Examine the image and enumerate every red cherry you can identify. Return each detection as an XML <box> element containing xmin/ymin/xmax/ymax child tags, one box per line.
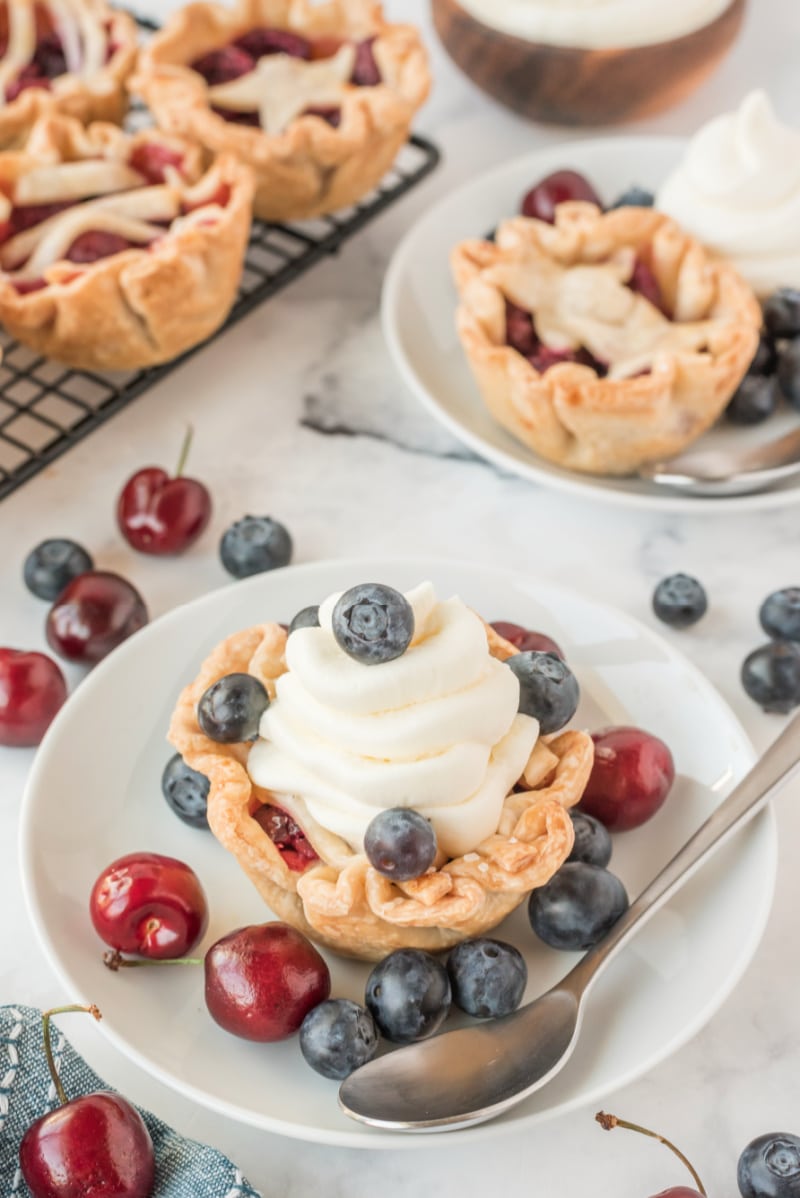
<box><xmin>19</xmin><ymin>1005</ymin><xmax>155</xmax><ymax>1198</ymax></box>
<box><xmin>0</xmin><ymin>649</ymin><xmax>67</xmax><ymax>747</ymax></box>
<box><xmin>90</xmin><ymin>852</ymin><xmax>209</xmax><ymax>959</ymax></box>
<box><xmin>630</xmin><ymin>257</ymin><xmax>667</xmax><ymax>314</ymax></box>
<box><xmin>46</xmin><ymin>571</ymin><xmax>148</xmax><ymax>665</ymax></box>
<box><xmin>20</xmin><ymin>1092</ymin><xmax>154</xmax><ymax>1198</ymax></box>
<box><xmin>521</xmin><ymin>170</ymin><xmax>602</xmax><ymax>224</ymax></box>
<box><xmin>204</xmin><ymin>923</ymin><xmax>331</xmax><ymax>1042</ymax></box>
<box><xmin>67</xmin><ymin>230</ymin><xmax>134</xmax><ymax>264</ymax></box>
<box><xmin>116</xmin><ymin>427</ymin><xmax>212</xmax><ymax>556</ymax></box>
<box><xmin>128</xmin><ymin>141</ymin><xmax>185</xmax><ymax>184</ymax></box>
<box><xmin>579</xmin><ymin>727</ymin><xmax>675</xmax><ymax>832</ymax></box>
<box><xmin>491</xmin><ymin>620</ymin><xmax>565</xmax><ymax>660</ymax></box>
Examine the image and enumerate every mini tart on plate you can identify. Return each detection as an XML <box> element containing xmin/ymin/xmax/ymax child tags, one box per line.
<box><xmin>452</xmin><ymin>203</ymin><xmax>762</xmax><ymax>476</ymax></box>
<box><xmin>131</xmin><ymin>0</ymin><xmax>430</xmax><ymax>223</ymax></box>
<box><xmin>169</xmin><ymin>618</ymin><xmax>594</xmax><ymax>962</ymax></box>
<box><xmin>0</xmin><ymin>0</ymin><xmax>138</xmax><ymax>149</ymax></box>
<box><xmin>0</xmin><ymin>114</ymin><xmax>254</xmax><ymax>370</ymax></box>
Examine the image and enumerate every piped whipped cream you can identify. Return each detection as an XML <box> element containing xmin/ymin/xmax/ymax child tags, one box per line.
<box><xmin>456</xmin><ymin>0</ymin><xmax>731</xmax><ymax>50</ymax></box>
<box><xmin>657</xmin><ymin>91</ymin><xmax>800</xmax><ymax>296</ymax></box>
<box><xmin>247</xmin><ymin>583</ymin><xmax>539</xmax><ymax>859</ymax></box>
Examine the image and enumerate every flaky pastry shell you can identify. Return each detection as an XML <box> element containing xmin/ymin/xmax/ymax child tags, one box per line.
<box><xmin>452</xmin><ymin>204</ymin><xmax>762</xmax><ymax>476</ymax></box>
<box><xmin>0</xmin><ymin>115</ymin><xmax>254</xmax><ymax>370</ymax></box>
<box><xmin>169</xmin><ymin>620</ymin><xmax>594</xmax><ymax>961</ymax></box>
<box><xmin>0</xmin><ymin>1</ymin><xmax>138</xmax><ymax>149</ymax></box>
<box><xmin>132</xmin><ymin>0</ymin><xmax>430</xmax><ymax>222</ymax></box>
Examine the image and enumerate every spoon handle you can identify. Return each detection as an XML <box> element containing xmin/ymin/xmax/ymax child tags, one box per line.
<box><xmin>566</xmin><ymin>712</ymin><xmax>800</xmax><ymax>996</ymax></box>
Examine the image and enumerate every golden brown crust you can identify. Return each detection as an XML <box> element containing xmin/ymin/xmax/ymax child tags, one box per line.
<box><xmin>0</xmin><ymin>115</ymin><xmax>255</xmax><ymax>370</ymax></box>
<box><xmin>131</xmin><ymin>0</ymin><xmax>430</xmax><ymax>222</ymax></box>
<box><xmin>0</xmin><ymin>3</ymin><xmax>138</xmax><ymax>149</ymax></box>
<box><xmin>169</xmin><ymin>619</ymin><xmax>594</xmax><ymax>961</ymax></box>
<box><xmin>452</xmin><ymin>203</ymin><xmax>762</xmax><ymax>476</ymax></box>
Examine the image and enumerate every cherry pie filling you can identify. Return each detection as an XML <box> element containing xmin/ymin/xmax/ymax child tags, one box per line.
<box><xmin>0</xmin><ymin>144</ymin><xmax>230</xmax><ymax>293</ymax></box>
<box><xmin>190</xmin><ymin>27</ymin><xmax>381</xmax><ymax>129</ymax></box>
<box><xmin>0</xmin><ymin>4</ymin><xmax>117</xmax><ymax>103</ymax></box>
<box><xmin>504</xmin><ymin>251</ymin><xmax>669</xmax><ymax>377</ymax></box>
<box><xmin>253</xmin><ymin>802</ymin><xmax>320</xmax><ymax>873</ymax></box>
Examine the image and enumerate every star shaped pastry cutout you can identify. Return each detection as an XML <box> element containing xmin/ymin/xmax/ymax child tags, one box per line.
<box><xmin>207</xmin><ymin>44</ymin><xmax>357</xmax><ymax>136</ymax></box>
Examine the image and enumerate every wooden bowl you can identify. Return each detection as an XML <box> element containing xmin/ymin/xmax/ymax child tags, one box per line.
<box><xmin>431</xmin><ymin>0</ymin><xmax>747</xmax><ymax>126</ymax></box>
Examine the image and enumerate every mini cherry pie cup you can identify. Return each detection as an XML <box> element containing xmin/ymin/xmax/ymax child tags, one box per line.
<box><xmin>131</xmin><ymin>0</ymin><xmax>430</xmax><ymax>223</ymax></box>
<box><xmin>0</xmin><ymin>114</ymin><xmax>255</xmax><ymax>370</ymax></box>
<box><xmin>0</xmin><ymin>0</ymin><xmax>138</xmax><ymax>150</ymax></box>
<box><xmin>452</xmin><ymin>203</ymin><xmax>763</xmax><ymax>477</ymax></box>
<box><xmin>168</xmin><ymin>621</ymin><xmax>594</xmax><ymax>962</ymax></box>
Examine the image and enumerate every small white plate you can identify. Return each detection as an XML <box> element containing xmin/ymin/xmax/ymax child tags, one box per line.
<box><xmin>21</xmin><ymin>559</ymin><xmax>776</xmax><ymax>1146</ymax></box>
<box><xmin>383</xmin><ymin>138</ymin><xmax>800</xmax><ymax>513</ymax></box>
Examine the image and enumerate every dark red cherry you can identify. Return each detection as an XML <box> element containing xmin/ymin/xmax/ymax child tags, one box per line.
<box><xmin>234</xmin><ymin>27</ymin><xmax>311</xmax><ymax>60</ymax></box>
<box><xmin>352</xmin><ymin>37</ymin><xmax>381</xmax><ymax>86</ymax></box>
<box><xmin>191</xmin><ymin>44</ymin><xmax>255</xmax><ymax>85</ymax></box>
<box><xmin>0</xmin><ymin>648</ymin><xmax>67</xmax><ymax>747</ymax></box>
<box><xmin>505</xmin><ymin>300</ymin><xmax>538</xmax><ymax>356</ymax></box>
<box><xmin>629</xmin><ymin>257</ymin><xmax>667</xmax><ymax>314</ymax></box>
<box><xmin>491</xmin><ymin>620</ymin><xmax>565</xmax><ymax>660</ymax></box>
<box><xmin>521</xmin><ymin>170</ymin><xmax>602</xmax><ymax>224</ymax></box>
<box><xmin>90</xmin><ymin>851</ymin><xmax>208</xmax><ymax>959</ymax></box>
<box><xmin>67</xmin><ymin>231</ymin><xmax>135</xmax><ymax>264</ymax></box>
<box><xmin>46</xmin><ymin>571</ymin><xmax>148</xmax><ymax>665</ymax></box>
<box><xmin>116</xmin><ymin>428</ymin><xmax>212</xmax><ymax>556</ymax></box>
<box><xmin>204</xmin><ymin>922</ymin><xmax>331</xmax><ymax>1042</ymax></box>
<box><xmin>19</xmin><ymin>1006</ymin><xmax>155</xmax><ymax>1198</ymax></box>
<box><xmin>579</xmin><ymin>726</ymin><xmax>675</xmax><ymax>831</ymax></box>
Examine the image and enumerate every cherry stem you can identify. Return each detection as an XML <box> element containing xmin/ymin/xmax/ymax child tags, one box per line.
<box><xmin>42</xmin><ymin>1004</ymin><xmax>102</xmax><ymax>1107</ymax></box>
<box><xmin>595</xmin><ymin>1112</ymin><xmax>707</xmax><ymax>1197</ymax></box>
<box><xmin>174</xmin><ymin>423</ymin><xmax>194</xmax><ymax>479</ymax></box>
<box><xmin>103</xmin><ymin>950</ymin><xmax>203</xmax><ymax>972</ymax></box>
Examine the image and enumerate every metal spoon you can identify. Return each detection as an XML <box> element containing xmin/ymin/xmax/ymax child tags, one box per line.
<box><xmin>339</xmin><ymin>713</ymin><xmax>800</xmax><ymax>1133</ymax></box>
<box><xmin>638</xmin><ymin>427</ymin><xmax>800</xmax><ymax>496</ymax></box>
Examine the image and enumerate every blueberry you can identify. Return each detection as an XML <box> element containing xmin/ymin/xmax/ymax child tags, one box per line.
<box><xmin>747</xmin><ymin>333</ymin><xmax>777</xmax><ymax>377</ymax></box>
<box><xmin>528</xmin><ymin>862</ymin><xmax>629</xmax><ymax>951</ymax></box>
<box><xmin>777</xmin><ymin>340</ymin><xmax>800</xmax><ymax>407</ymax></box>
<box><xmin>365</xmin><ymin>948</ymin><xmax>451</xmax><ymax>1043</ymax></box>
<box><xmin>507</xmin><ymin>651</ymin><xmax>579</xmax><ymax>734</ymax></box>
<box><xmin>288</xmin><ymin>605</ymin><xmax>320</xmax><ymax>635</ymax></box>
<box><xmin>299</xmin><ymin>999</ymin><xmax>379</xmax><ymax>1080</ymax></box>
<box><xmin>609</xmin><ymin>185</ymin><xmax>655</xmax><ymax>209</ymax></box>
<box><xmin>652</xmin><ymin>574</ymin><xmax>707</xmax><ymax>628</ymax></box>
<box><xmin>364</xmin><ymin>808</ymin><xmax>437</xmax><ymax>881</ymax></box>
<box><xmin>332</xmin><ymin>584</ymin><xmax>414</xmax><ymax>665</ymax></box>
<box><xmin>738</xmin><ymin>1133</ymin><xmax>800</xmax><ymax>1198</ymax></box>
<box><xmin>446</xmin><ymin>938</ymin><xmax>527</xmax><ymax>1019</ymax></box>
<box><xmin>741</xmin><ymin>642</ymin><xmax>800</xmax><ymax>713</ymax></box>
<box><xmin>567</xmin><ymin>810</ymin><xmax>612</xmax><ymax>868</ymax></box>
<box><xmin>763</xmin><ymin>289</ymin><xmax>800</xmax><ymax>339</ymax></box>
<box><xmin>161</xmin><ymin>753</ymin><xmax>210</xmax><ymax>829</ymax></box>
<box><xmin>726</xmin><ymin>376</ymin><xmax>780</xmax><ymax>425</ymax></box>
<box><xmin>23</xmin><ymin>538</ymin><xmax>93</xmax><ymax>601</ymax></box>
<box><xmin>219</xmin><ymin>516</ymin><xmax>292</xmax><ymax>579</ymax></box>
<box><xmin>761</xmin><ymin>589</ymin><xmax>800</xmax><ymax>641</ymax></box>
<box><xmin>197</xmin><ymin>673</ymin><xmax>269</xmax><ymax>742</ymax></box>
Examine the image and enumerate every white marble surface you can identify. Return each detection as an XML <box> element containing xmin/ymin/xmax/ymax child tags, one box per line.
<box><xmin>2</xmin><ymin>0</ymin><xmax>800</xmax><ymax>1193</ymax></box>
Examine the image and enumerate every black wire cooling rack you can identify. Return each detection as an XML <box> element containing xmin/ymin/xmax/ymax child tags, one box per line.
<box><xmin>0</xmin><ymin>16</ymin><xmax>441</xmax><ymax>501</ymax></box>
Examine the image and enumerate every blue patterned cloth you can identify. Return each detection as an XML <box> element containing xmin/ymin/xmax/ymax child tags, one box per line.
<box><xmin>0</xmin><ymin>1005</ymin><xmax>261</xmax><ymax>1197</ymax></box>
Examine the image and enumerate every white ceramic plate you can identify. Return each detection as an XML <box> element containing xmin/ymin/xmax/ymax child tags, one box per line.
<box><xmin>21</xmin><ymin>559</ymin><xmax>776</xmax><ymax>1147</ymax></box>
<box><xmin>383</xmin><ymin>138</ymin><xmax>800</xmax><ymax>513</ymax></box>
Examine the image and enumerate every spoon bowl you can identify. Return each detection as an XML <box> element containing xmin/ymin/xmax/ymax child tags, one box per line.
<box><xmin>639</xmin><ymin>427</ymin><xmax>800</xmax><ymax>496</ymax></box>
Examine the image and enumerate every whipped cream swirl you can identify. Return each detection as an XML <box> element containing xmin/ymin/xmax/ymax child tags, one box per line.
<box><xmin>657</xmin><ymin>91</ymin><xmax>800</xmax><ymax>295</ymax></box>
<box><xmin>247</xmin><ymin>583</ymin><xmax>539</xmax><ymax>859</ymax></box>
<box><xmin>456</xmin><ymin>0</ymin><xmax>731</xmax><ymax>50</ymax></box>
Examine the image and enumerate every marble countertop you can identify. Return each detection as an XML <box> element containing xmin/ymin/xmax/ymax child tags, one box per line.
<box><xmin>2</xmin><ymin>0</ymin><xmax>800</xmax><ymax>1193</ymax></box>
